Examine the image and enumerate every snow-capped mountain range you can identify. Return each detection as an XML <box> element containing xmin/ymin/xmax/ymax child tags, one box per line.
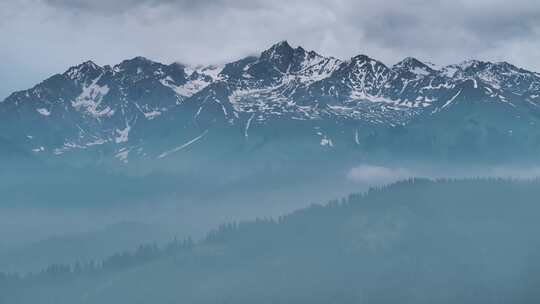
<box><xmin>2</xmin><ymin>41</ymin><xmax>540</xmax><ymax>163</ymax></box>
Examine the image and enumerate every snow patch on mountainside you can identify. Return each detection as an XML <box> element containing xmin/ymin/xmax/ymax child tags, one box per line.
<box><xmin>115</xmin><ymin>148</ymin><xmax>130</xmax><ymax>163</ymax></box>
<box><xmin>158</xmin><ymin>130</ymin><xmax>209</xmax><ymax>159</ymax></box>
<box><xmin>245</xmin><ymin>114</ymin><xmax>255</xmax><ymax>138</ymax></box>
<box><xmin>115</xmin><ymin>125</ymin><xmax>131</xmax><ymax>143</ymax></box>
<box><xmin>161</xmin><ymin>77</ymin><xmax>209</xmax><ymax>98</ymax></box>
<box><xmin>198</xmin><ymin>65</ymin><xmax>224</xmax><ymax>81</ymax></box>
<box><xmin>71</xmin><ymin>78</ymin><xmax>112</xmax><ymax>117</ymax></box>
<box><xmin>295</xmin><ymin>55</ymin><xmax>341</xmax><ymax>83</ymax></box>
<box><xmin>412</xmin><ymin>67</ymin><xmax>431</xmax><ymax>76</ymax></box>
<box><xmin>36</xmin><ymin>108</ymin><xmax>51</xmax><ymax>116</ymax></box>
<box><xmin>143</xmin><ymin>110</ymin><xmax>162</xmax><ymax>120</ymax></box>
<box><xmin>86</xmin><ymin>138</ymin><xmax>108</xmax><ymax>146</ymax></box>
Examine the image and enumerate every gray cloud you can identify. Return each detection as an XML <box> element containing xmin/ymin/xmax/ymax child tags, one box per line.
<box><xmin>42</xmin><ymin>0</ymin><xmax>266</xmax><ymax>15</ymax></box>
<box><xmin>1</xmin><ymin>0</ymin><xmax>540</xmax><ymax>99</ymax></box>
<box><xmin>347</xmin><ymin>165</ymin><xmax>416</xmax><ymax>185</ymax></box>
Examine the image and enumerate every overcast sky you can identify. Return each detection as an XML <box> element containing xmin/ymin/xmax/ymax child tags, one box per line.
<box><xmin>1</xmin><ymin>0</ymin><xmax>540</xmax><ymax>98</ymax></box>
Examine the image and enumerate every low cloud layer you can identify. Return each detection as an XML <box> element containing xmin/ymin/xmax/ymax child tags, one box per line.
<box><xmin>347</xmin><ymin>165</ymin><xmax>415</xmax><ymax>185</ymax></box>
<box><xmin>346</xmin><ymin>164</ymin><xmax>540</xmax><ymax>186</ymax></box>
<box><xmin>2</xmin><ymin>0</ymin><xmax>540</xmax><ymax>98</ymax></box>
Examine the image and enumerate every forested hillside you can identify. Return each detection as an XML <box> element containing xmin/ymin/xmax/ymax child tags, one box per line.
<box><xmin>2</xmin><ymin>178</ymin><xmax>540</xmax><ymax>303</ymax></box>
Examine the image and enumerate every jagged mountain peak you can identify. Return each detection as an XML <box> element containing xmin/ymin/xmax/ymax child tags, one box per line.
<box><xmin>437</xmin><ymin>59</ymin><xmax>540</xmax><ymax>93</ymax></box>
<box><xmin>260</xmin><ymin>41</ymin><xmax>296</xmax><ymax>60</ymax></box>
<box><xmin>441</xmin><ymin>59</ymin><xmax>502</xmax><ymax>76</ymax></box>
<box><xmin>237</xmin><ymin>41</ymin><xmax>337</xmax><ymax>84</ymax></box>
<box><xmin>350</xmin><ymin>54</ymin><xmax>384</xmax><ymax>63</ymax></box>
<box><xmin>114</xmin><ymin>56</ymin><xmax>163</xmax><ymax>73</ymax></box>
<box><xmin>488</xmin><ymin>61</ymin><xmax>533</xmax><ymax>76</ymax></box>
<box><xmin>169</xmin><ymin>61</ymin><xmax>189</xmax><ymax>70</ymax></box>
<box><xmin>350</xmin><ymin>54</ymin><xmax>371</xmax><ymax>61</ymax></box>
<box><xmin>79</xmin><ymin>60</ymin><xmax>100</xmax><ymax>69</ymax></box>
<box><xmin>339</xmin><ymin>55</ymin><xmax>390</xmax><ymax>78</ymax></box>
<box><xmin>393</xmin><ymin>57</ymin><xmax>435</xmax><ymax>76</ymax></box>
<box><xmin>264</xmin><ymin>40</ymin><xmax>294</xmax><ymax>52</ymax></box>
<box><xmin>451</xmin><ymin>59</ymin><xmax>492</xmax><ymax>73</ymax></box>
<box><xmin>445</xmin><ymin>59</ymin><xmax>539</xmax><ymax>78</ymax></box>
<box><xmin>118</xmin><ymin>56</ymin><xmax>156</xmax><ymax>65</ymax></box>
<box><xmin>64</xmin><ymin>60</ymin><xmax>103</xmax><ymax>82</ymax></box>
<box><xmin>259</xmin><ymin>41</ymin><xmax>329</xmax><ymax>64</ymax></box>
<box><xmin>347</xmin><ymin>54</ymin><xmax>389</xmax><ymax>71</ymax></box>
<box><xmin>257</xmin><ymin>40</ymin><xmax>310</xmax><ymax>73</ymax></box>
